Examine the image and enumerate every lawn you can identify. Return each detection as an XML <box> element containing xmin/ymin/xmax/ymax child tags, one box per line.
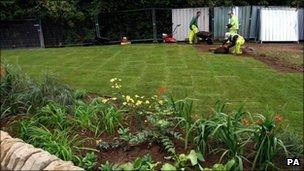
<box><xmin>1</xmin><ymin>44</ymin><xmax>303</xmax><ymax>134</ymax></box>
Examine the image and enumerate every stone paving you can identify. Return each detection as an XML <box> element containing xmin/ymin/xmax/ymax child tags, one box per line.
<box><xmin>0</xmin><ymin>130</ymin><xmax>83</xmax><ymax>170</ymax></box>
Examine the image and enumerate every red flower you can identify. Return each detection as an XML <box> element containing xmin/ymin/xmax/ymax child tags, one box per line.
<box><xmin>157</xmin><ymin>87</ymin><xmax>167</xmax><ymax>96</ymax></box>
<box><xmin>274</xmin><ymin>114</ymin><xmax>283</xmax><ymax>123</ymax></box>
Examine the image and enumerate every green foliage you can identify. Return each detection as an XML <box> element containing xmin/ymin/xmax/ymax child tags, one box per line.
<box><xmin>73</xmin><ymin>101</ymin><xmax>104</xmax><ymax>136</ymax></box>
<box><xmin>166</xmin><ymin>96</ymin><xmax>195</xmax><ymax>149</ymax></box>
<box><xmin>0</xmin><ymin>64</ymin><xmax>74</xmax><ymax>117</ymax></box>
<box><xmin>36</xmin><ymin>103</ymin><xmax>72</xmax><ymax>130</ymax></box>
<box><xmin>1</xmin><ymin>0</ymin><xmax>302</xmax><ymax>21</ymax></box>
<box><xmin>279</xmin><ymin>130</ymin><xmax>304</xmax><ymax>157</ymax></box>
<box><xmin>79</xmin><ymin>152</ymin><xmax>97</xmax><ymax>171</ymax></box>
<box><xmin>132</xmin><ymin>154</ymin><xmax>159</xmax><ymax>171</ymax></box>
<box><xmin>192</xmin><ymin>102</ymin><xmax>255</xmax><ymax>170</ymax></box>
<box><xmin>99</xmin><ymin>161</ymin><xmax>120</xmax><ymax>171</ymax></box>
<box><xmin>165</xmin><ymin>150</ymin><xmax>204</xmax><ymax>170</ymax></box>
<box><xmin>74</xmin><ymin>89</ymin><xmax>88</xmax><ymax>99</ymax></box>
<box><xmin>202</xmin><ymin>159</ymin><xmax>236</xmax><ymax>171</ymax></box>
<box><xmin>160</xmin><ymin>136</ymin><xmax>176</xmax><ymax>155</ymax></box>
<box><xmin>252</xmin><ymin>115</ymin><xmax>288</xmax><ymax>170</ymax></box>
<box><xmin>161</xmin><ymin>163</ymin><xmax>176</xmax><ymax>171</ymax></box>
<box><xmin>28</xmin><ymin>126</ymin><xmax>81</xmax><ymax>162</ymax></box>
<box><xmin>97</xmin><ymin>104</ymin><xmax>123</xmax><ymax>134</ymax></box>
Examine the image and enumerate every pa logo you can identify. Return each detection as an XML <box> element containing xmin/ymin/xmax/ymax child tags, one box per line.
<box><xmin>286</xmin><ymin>158</ymin><xmax>301</xmax><ymax>166</ymax></box>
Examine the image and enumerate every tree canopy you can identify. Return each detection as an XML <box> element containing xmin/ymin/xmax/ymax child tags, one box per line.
<box><xmin>1</xmin><ymin>0</ymin><xmax>303</xmax><ymax>20</ymax></box>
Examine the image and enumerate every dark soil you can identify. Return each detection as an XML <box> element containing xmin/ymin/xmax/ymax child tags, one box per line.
<box><xmin>195</xmin><ymin>43</ymin><xmax>304</xmax><ymax>73</ymax></box>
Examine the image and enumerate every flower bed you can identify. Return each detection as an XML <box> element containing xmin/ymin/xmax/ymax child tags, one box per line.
<box><xmin>0</xmin><ymin>64</ymin><xmax>303</xmax><ymax>171</ymax></box>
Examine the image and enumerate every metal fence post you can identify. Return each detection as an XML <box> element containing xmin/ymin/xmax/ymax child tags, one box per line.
<box><xmin>151</xmin><ymin>8</ymin><xmax>157</xmax><ymax>42</ymax></box>
<box><xmin>37</xmin><ymin>19</ymin><xmax>45</xmax><ymax>48</ymax></box>
<box><xmin>94</xmin><ymin>15</ymin><xmax>101</xmax><ymax>38</ymax></box>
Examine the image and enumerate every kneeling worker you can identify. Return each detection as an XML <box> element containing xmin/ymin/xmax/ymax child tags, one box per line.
<box><xmin>189</xmin><ymin>11</ymin><xmax>201</xmax><ymax>44</ymax></box>
<box><xmin>222</xmin><ymin>32</ymin><xmax>245</xmax><ymax>54</ymax></box>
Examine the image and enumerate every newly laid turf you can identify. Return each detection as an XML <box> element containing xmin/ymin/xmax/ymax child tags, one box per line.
<box><xmin>2</xmin><ymin>44</ymin><xmax>303</xmax><ymax>134</ymax></box>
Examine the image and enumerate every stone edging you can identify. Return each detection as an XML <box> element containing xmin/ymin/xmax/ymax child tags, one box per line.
<box><xmin>0</xmin><ymin>130</ymin><xmax>84</xmax><ymax>170</ymax></box>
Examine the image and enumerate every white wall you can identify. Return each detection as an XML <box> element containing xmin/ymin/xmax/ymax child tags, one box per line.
<box><xmin>172</xmin><ymin>8</ymin><xmax>209</xmax><ymax>41</ymax></box>
<box><xmin>259</xmin><ymin>8</ymin><xmax>299</xmax><ymax>42</ymax></box>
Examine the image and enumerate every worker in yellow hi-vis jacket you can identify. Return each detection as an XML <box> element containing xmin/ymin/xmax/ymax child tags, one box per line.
<box><xmin>226</xmin><ymin>12</ymin><xmax>239</xmax><ymax>34</ymax></box>
<box><xmin>188</xmin><ymin>11</ymin><xmax>201</xmax><ymax>44</ymax></box>
<box><xmin>222</xmin><ymin>32</ymin><xmax>245</xmax><ymax>55</ymax></box>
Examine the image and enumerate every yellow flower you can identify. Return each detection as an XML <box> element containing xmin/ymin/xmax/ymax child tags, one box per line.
<box><xmin>102</xmin><ymin>98</ymin><xmax>108</xmax><ymax>103</ymax></box>
<box><xmin>141</xmin><ymin>96</ymin><xmax>145</xmax><ymax>99</ymax></box>
<box><xmin>136</xmin><ymin>100</ymin><xmax>143</xmax><ymax>106</ymax></box>
<box><xmin>111</xmin><ymin>97</ymin><xmax>117</xmax><ymax>100</ymax></box>
<box><xmin>130</xmin><ymin>98</ymin><xmax>135</xmax><ymax>103</ymax></box>
<box><xmin>145</xmin><ymin>100</ymin><xmax>150</xmax><ymax>104</ymax></box>
<box><xmin>123</xmin><ymin>102</ymin><xmax>127</xmax><ymax>105</ymax></box>
<box><xmin>111</xmin><ymin>86</ymin><xmax>115</xmax><ymax>88</ymax></box>
<box><xmin>126</xmin><ymin>95</ymin><xmax>131</xmax><ymax>102</ymax></box>
<box><xmin>110</xmin><ymin>78</ymin><xmax>115</xmax><ymax>82</ymax></box>
<box><xmin>135</xmin><ymin>95</ymin><xmax>139</xmax><ymax>98</ymax></box>
<box><xmin>158</xmin><ymin>100</ymin><xmax>163</xmax><ymax>105</ymax></box>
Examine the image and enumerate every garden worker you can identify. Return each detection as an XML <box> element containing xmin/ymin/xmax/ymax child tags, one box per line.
<box><xmin>188</xmin><ymin>11</ymin><xmax>201</xmax><ymax>44</ymax></box>
<box><xmin>226</xmin><ymin>11</ymin><xmax>239</xmax><ymax>34</ymax></box>
<box><xmin>222</xmin><ymin>32</ymin><xmax>245</xmax><ymax>55</ymax></box>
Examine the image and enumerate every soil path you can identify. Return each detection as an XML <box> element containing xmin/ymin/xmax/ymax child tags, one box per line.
<box><xmin>195</xmin><ymin>43</ymin><xmax>304</xmax><ymax>73</ymax></box>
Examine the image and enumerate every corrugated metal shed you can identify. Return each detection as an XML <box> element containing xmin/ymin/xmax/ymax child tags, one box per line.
<box><xmin>171</xmin><ymin>8</ymin><xmax>209</xmax><ymax>41</ymax></box>
<box><xmin>237</xmin><ymin>6</ymin><xmax>251</xmax><ymax>39</ymax></box>
<box><xmin>214</xmin><ymin>6</ymin><xmax>252</xmax><ymax>39</ymax></box>
<box><xmin>259</xmin><ymin>8</ymin><xmax>299</xmax><ymax>42</ymax></box>
<box><xmin>213</xmin><ymin>7</ymin><xmax>231</xmax><ymax>39</ymax></box>
<box><xmin>298</xmin><ymin>8</ymin><xmax>304</xmax><ymax>40</ymax></box>
<box><xmin>249</xmin><ymin>6</ymin><xmax>261</xmax><ymax>39</ymax></box>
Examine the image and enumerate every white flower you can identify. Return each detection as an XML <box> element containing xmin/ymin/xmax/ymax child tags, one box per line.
<box><xmin>110</xmin><ymin>78</ymin><xmax>115</xmax><ymax>82</ymax></box>
<box><xmin>145</xmin><ymin>100</ymin><xmax>150</xmax><ymax>104</ymax></box>
<box><xmin>123</xmin><ymin>102</ymin><xmax>127</xmax><ymax>105</ymax></box>
<box><xmin>135</xmin><ymin>95</ymin><xmax>139</xmax><ymax>98</ymax></box>
<box><xmin>111</xmin><ymin>97</ymin><xmax>117</xmax><ymax>100</ymax></box>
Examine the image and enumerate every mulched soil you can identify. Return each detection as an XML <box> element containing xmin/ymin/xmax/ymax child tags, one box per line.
<box><xmin>195</xmin><ymin>43</ymin><xmax>304</xmax><ymax>73</ymax></box>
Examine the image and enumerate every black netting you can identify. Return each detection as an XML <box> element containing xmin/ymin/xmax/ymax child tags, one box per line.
<box><xmin>155</xmin><ymin>9</ymin><xmax>172</xmax><ymax>40</ymax></box>
<box><xmin>42</xmin><ymin>17</ymin><xmax>95</xmax><ymax>47</ymax></box>
<box><xmin>0</xmin><ymin>19</ymin><xmax>40</xmax><ymax>49</ymax></box>
<box><xmin>99</xmin><ymin>9</ymin><xmax>154</xmax><ymax>41</ymax></box>
<box><xmin>1</xmin><ymin>9</ymin><xmax>173</xmax><ymax>48</ymax></box>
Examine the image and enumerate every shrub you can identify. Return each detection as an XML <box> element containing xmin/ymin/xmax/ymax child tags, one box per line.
<box><xmin>79</xmin><ymin>152</ymin><xmax>97</xmax><ymax>171</ymax></box>
<box><xmin>28</xmin><ymin>126</ymin><xmax>82</xmax><ymax>162</ymax></box>
<box><xmin>96</xmin><ymin>103</ymin><xmax>123</xmax><ymax>135</ymax></box>
<box><xmin>279</xmin><ymin>130</ymin><xmax>303</xmax><ymax>157</ymax></box>
<box><xmin>73</xmin><ymin>101</ymin><xmax>100</xmax><ymax>132</ymax></box>
<box><xmin>0</xmin><ymin>64</ymin><xmax>74</xmax><ymax>117</ymax></box>
<box><xmin>192</xmin><ymin>102</ymin><xmax>255</xmax><ymax>170</ymax></box>
<box><xmin>252</xmin><ymin>115</ymin><xmax>288</xmax><ymax>170</ymax></box>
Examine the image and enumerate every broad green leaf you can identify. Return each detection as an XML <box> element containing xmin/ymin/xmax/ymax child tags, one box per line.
<box><xmin>188</xmin><ymin>150</ymin><xmax>198</xmax><ymax>166</ymax></box>
<box><xmin>161</xmin><ymin>163</ymin><xmax>176</xmax><ymax>171</ymax></box>
<box><xmin>120</xmin><ymin>162</ymin><xmax>134</xmax><ymax>171</ymax></box>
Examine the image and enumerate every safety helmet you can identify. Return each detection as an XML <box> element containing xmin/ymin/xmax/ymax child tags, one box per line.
<box><xmin>225</xmin><ymin>32</ymin><xmax>231</xmax><ymax>39</ymax></box>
